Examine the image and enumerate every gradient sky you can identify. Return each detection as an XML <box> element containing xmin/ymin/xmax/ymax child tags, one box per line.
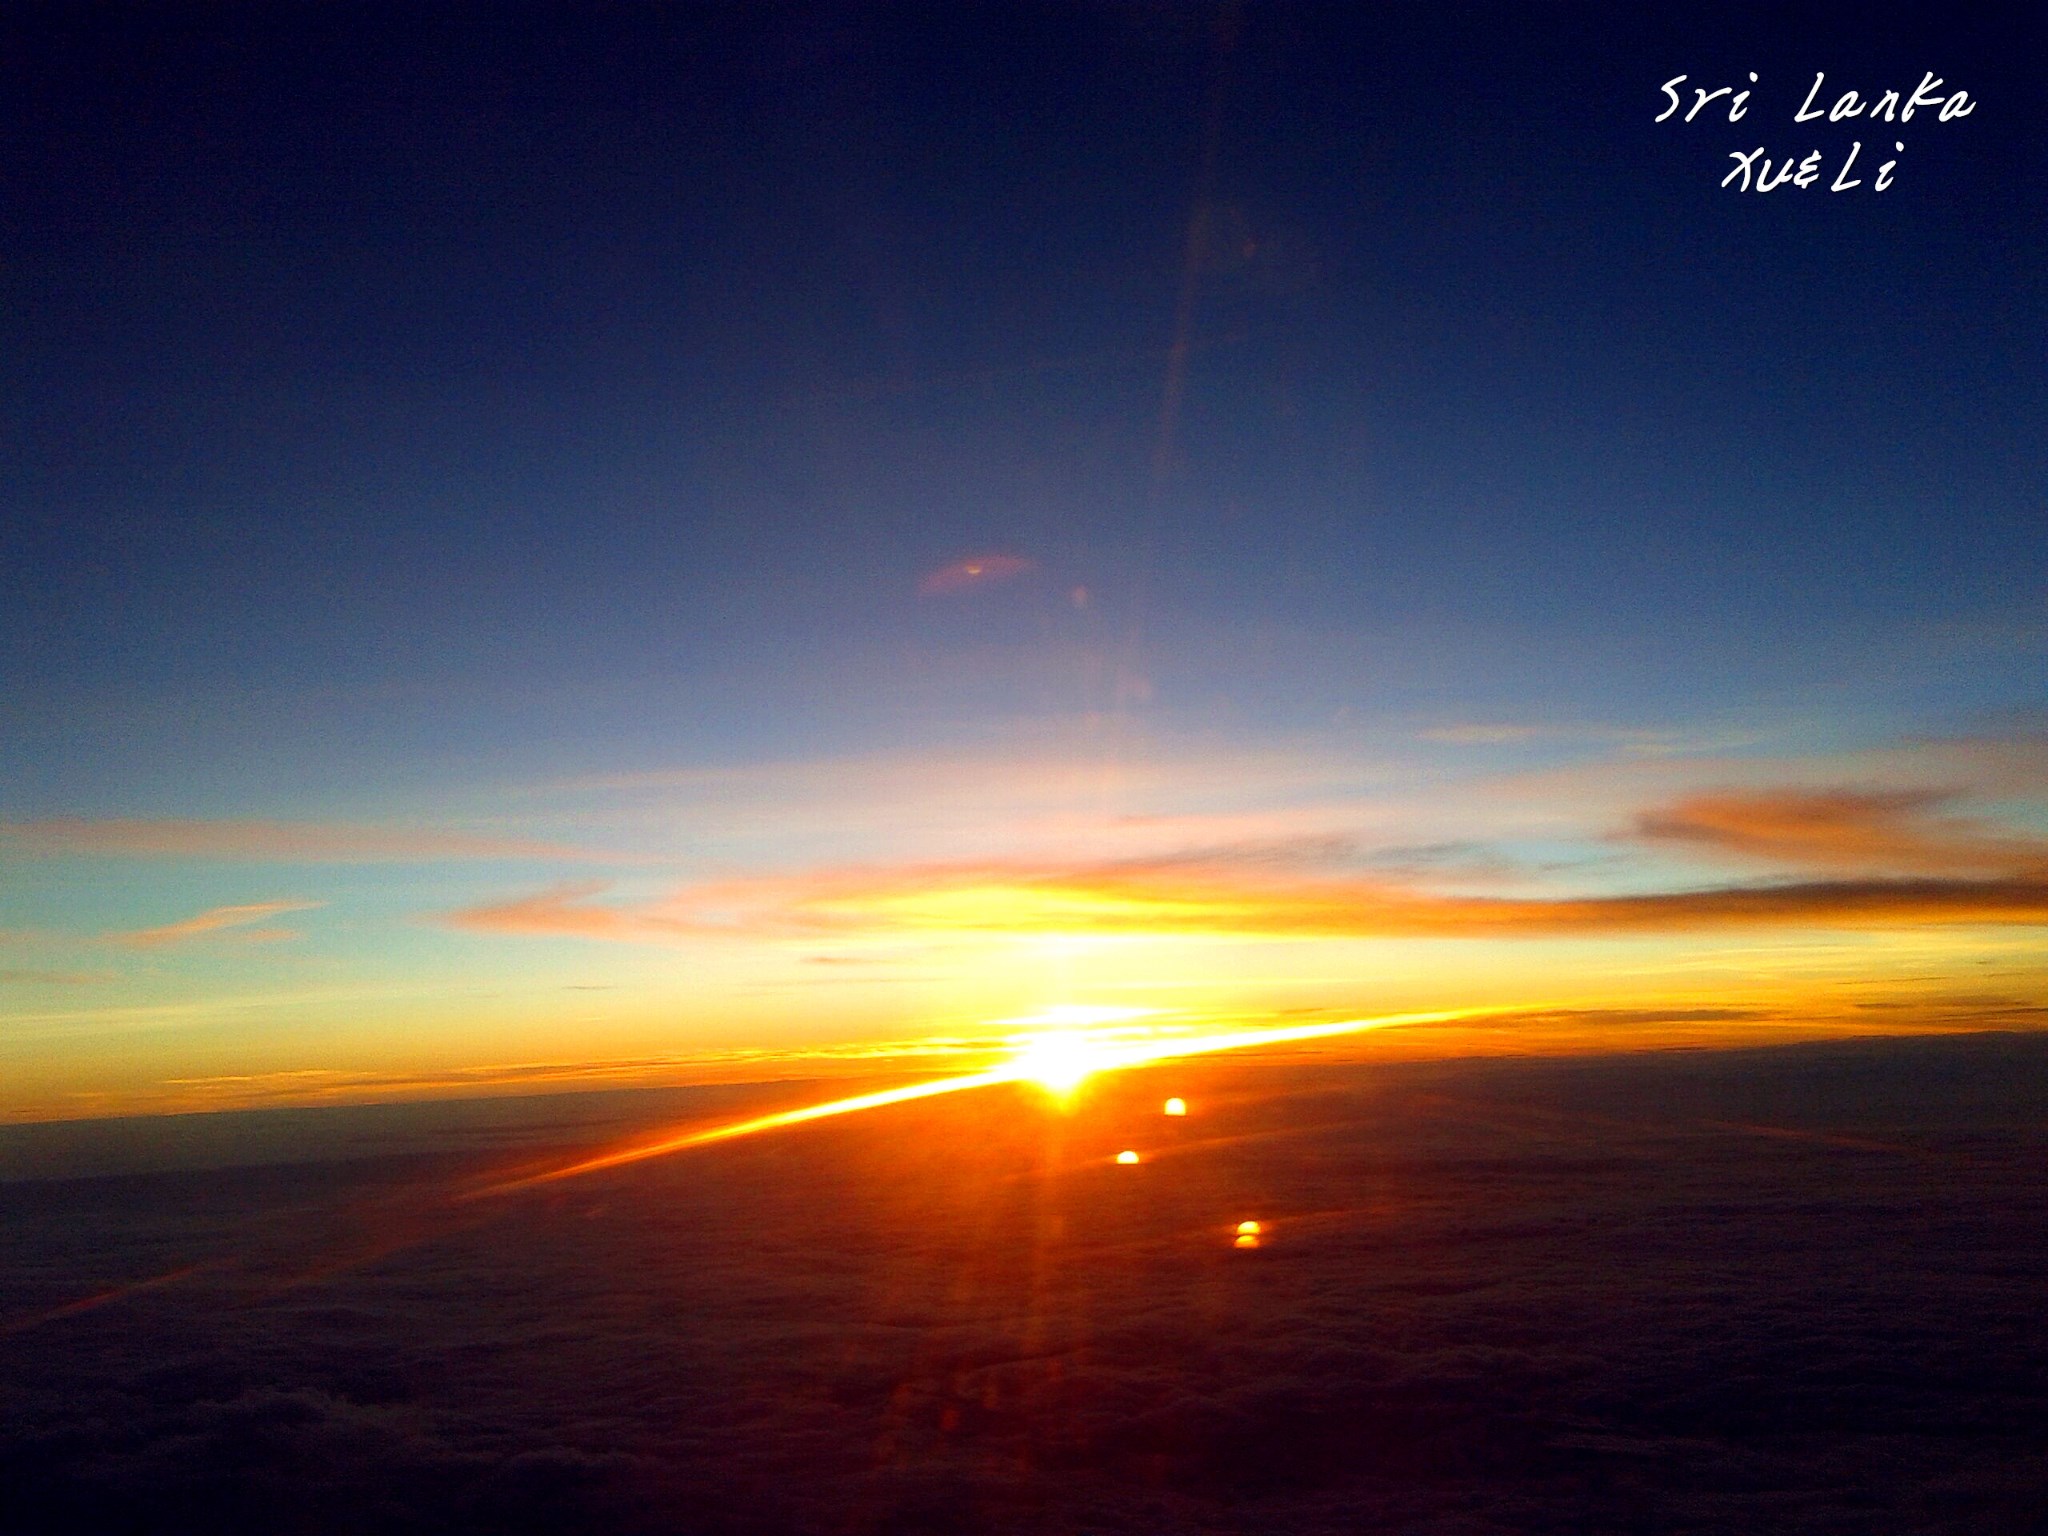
<box><xmin>3</xmin><ymin>2</ymin><xmax>2044</xmax><ymax>1119</ymax></box>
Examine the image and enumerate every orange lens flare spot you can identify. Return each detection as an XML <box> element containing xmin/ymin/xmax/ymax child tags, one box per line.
<box><xmin>1233</xmin><ymin>1234</ymin><xmax>1261</xmax><ymax>1249</ymax></box>
<box><xmin>1115</xmin><ymin>1149</ymin><xmax>1140</xmax><ymax>1165</ymax></box>
<box><xmin>1236</xmin><ymin>1220</ymin><xmax>1262</xmax><ymax>1236</ymax></box>
<box><xmin>1163</xmin><ymin>1097</ymin><xmax>1187</xmax><ymax>1116</ymax></box>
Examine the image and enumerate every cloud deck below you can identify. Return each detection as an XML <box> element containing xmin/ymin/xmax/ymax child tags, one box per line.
<box><xmin>3</xmin><ymin>1033</ymin><xmax>2046</xmax><ymax>1534</ymax></box>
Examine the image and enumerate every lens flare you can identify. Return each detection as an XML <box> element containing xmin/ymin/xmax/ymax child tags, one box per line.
<box><xmin>1163</xmin><ymin>1097</ymin><xmax>1187</xmax><ymax>1116</ymax></box>
<box><xmin>475</xmin><ymin>1005</ymin><xmax>1486</xmax><ymax>1196</ymax></box>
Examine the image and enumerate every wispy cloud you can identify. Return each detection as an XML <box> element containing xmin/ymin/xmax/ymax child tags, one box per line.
<box><xmin>520</xmin><ymin>731</ymin><xmax>2048</xmax><ymax>895</ymax></box>
<box><xmin>1490</xmin><ymin>734</ymin><xmax>2048</xmax><ymax>817</ymax></box>
<box><xmin>1417</xmin><ymin>721</ymin><xmax>1768</xmax><ymax>756</ymax></box>
<box><xmin>446</xmin><ymin>853</ymin><xmax>2048</xmax><ymax>947</ymax></box>
<box><xmin>146</xmin><ymin>1035</ymin><xmax>1015</xmax><ymax>1110</ymax></box>
<box><xmin>1418</xmin><ymin>724</ymin><xmax>1549</xmax><ymax>746</ymax></box>
<box><xmin>1634</xmin><ymin>788</ymin><xmax>2048</xmax><ymax>877</ymax></box>
<box><xmin>1</xmin><ymin>819</ymin><xmax>619</xmax><ymax>863</ymax></box>
<box><xmin>445</xmin><ymin>883</ymin><xmax>682</xmax><ymax>943</ymax></box>
<box><xmin>784</xmin><ymin>864</ymin><xmax>2048</xmax><ymax>938</ymax></box>
<box><xmin>114</xmin><ymin>901</ymin><xmax>323</xmax><ymax>948</ymax></box>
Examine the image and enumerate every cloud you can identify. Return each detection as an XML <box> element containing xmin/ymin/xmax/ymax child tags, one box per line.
<box><xmin>0</xmin><ymin>819</ymin><xmax>618</xmax><ymax>864</ymax></box>
<box><xmin>1489</xmin><ymin>734</ymin><xmax>2048</xmax><ymax>823</ymax></box>
<box><xmin>454</xmin><ymin>751</ymin><xmax>2048</xmax><ymax>947</ymax></box>
<box><xmin>515</xmin><ymin>732</ymin><xmax>2048</xmax><ymax>909</ymax></box>
<box><xmin>1634</xmin><ymin>788</ymin><xmax>2048</xmax><ymax>877</ymax></box>
<box><xmin>1416</xmin><ymin>722</ymin><xmax>1769</xmax><ymax>756</ymax></box>
<box><xmin>917</xmin><ymin>553</ymin><xmax>1036</xmax><ymax>595</ymax></box>
<box><xmin>114</xmin><ymin>901</ymin><xmax>322</xmax><ymax>948</ymax></box>
<box><xmin>1416</xmin><ymin>724</ymin><xmax>1547</xmax><ymax>746</ymax></box>
<box><xmin>142</xmin><ymin>1036</ymin><xmax>1001</xmax><ymax>1112</ymax></box>
<box><xmin>6</xmin><ymin>1035</ymin><xmax>2046</xmax><ymax>1535</ymax></box>
<box><xmin>445</xmin><ymin>882</ymin><xmax>691</xmax><ymax>943</ymax></box>
<box><xmin>446</xmin><ymin>853</ymin><xmax>2048</xmax><ymax>948</ymax></box>
<box><xmin>794</xmin><ymin>863</ymin><xmax>2048</xmax><ymax>938</ymax></box>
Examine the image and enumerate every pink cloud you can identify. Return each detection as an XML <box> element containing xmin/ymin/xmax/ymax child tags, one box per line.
<box><xmin>114</xmin><ymin>901</ymin><xmax>322</xmax><ymax>948</ymax></box>
<box><xmin>917</xmin><ymin>553</ymin><xmax>1036</xmax><ymax>595</ymax></box>
<box><xmin>445</xmin><ymin>881</ymin><xmax>707</xmax><ymax>942</ymax></box>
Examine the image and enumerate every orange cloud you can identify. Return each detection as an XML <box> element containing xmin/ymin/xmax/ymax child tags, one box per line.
<box><xmin>114</xmin><ymin>901</ymin><xmax>322</xmax><ymax>948</ymax></box>
<box><xmin>446</xmin><ymin>856</ymin><xmax>2048</xmax><ymax>947</ymax></box>
<box><xmin>1635</xmin><ymin>788</ymin><xmax>2048</xmax><ymax>877</ymax></box>
<box><xmin>918</xmin><ymin>553</ymin><xmax>1035</xmax><ymax>595</ymax></box>
<box><xmin>1</xmin><ymin>819</ymin><xmax>615</xmax><ymax>863</ymax></box>
<box><xmin>798</xmin><ymin>864</ymin><xmax>2048</xmax><ymax>937</ymax></box>
<box><xmin>445</xmin><ymin>882</ymin><xmax>697</xmax><ymax>942</ymax></box>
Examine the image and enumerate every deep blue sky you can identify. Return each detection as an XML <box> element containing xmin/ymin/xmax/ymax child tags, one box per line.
<box><xmin>3</xmin><ymin>1</ymin><xmax>2043</xmax><ymax>804</ymax></box>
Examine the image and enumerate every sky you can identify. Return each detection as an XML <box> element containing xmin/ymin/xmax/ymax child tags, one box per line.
<box><xmin>3</xmin><ymin>2</ymin><xmax>2045</xmax><ymax>1120</ymax></box>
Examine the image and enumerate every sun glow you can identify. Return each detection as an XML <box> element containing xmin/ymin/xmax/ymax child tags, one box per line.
<box><xmin>477</xmin><ymin>1004</ymin><xmax>1492</xmax><ymax>1195</ymax></box>
<box><xmin>1000</xmin><ymin>1005</ymin><xmax>1159</xmax><ymax>1098</ymax></box>
<box><xmin>1010</xmin><ymin>1033</ymin><xmax>1106</xmax><ymax>1095</ymax></box>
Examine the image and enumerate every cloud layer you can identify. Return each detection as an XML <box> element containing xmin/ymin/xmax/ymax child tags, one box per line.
<box><xmin>448</xmin><ymin>792</ymin><xmax>2048</xmax><ymax>947</ymax></box>
<box><xmin>4</xmin><ymin>1036</ymin><xmax>2046</xmax><ymax>1535</ymax></box>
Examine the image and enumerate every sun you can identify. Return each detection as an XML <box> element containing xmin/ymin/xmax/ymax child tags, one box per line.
<box><xmin>1008</xmin><ymin>1032</ymin><xmax>1107</xmax><ymax>1096</ymax></box>
<box><xmin>996</xmin><ymin>1005</ymin><xmax>1156</xmax><ymax>1098</ymax></box>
